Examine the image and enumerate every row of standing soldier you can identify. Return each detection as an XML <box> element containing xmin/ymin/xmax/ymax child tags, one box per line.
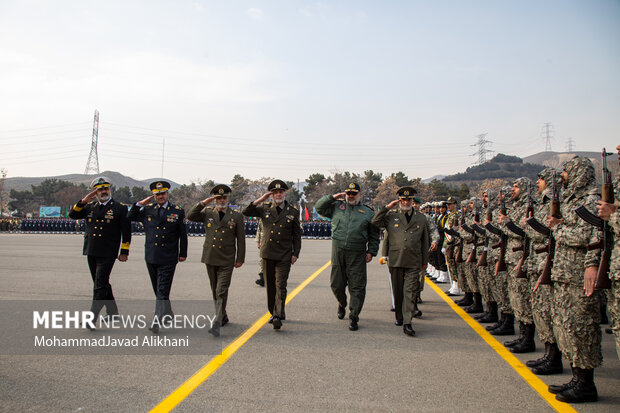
<box><xmin>425</xmin><ymin>151</ymin><xmax>618</xmax><ymax>404</ymax></box>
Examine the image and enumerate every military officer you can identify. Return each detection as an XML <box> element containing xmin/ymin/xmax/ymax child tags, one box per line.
<box><xmin>127</xmin><ymin>180</ymin><xmax>188</xmax><ymax>334</ymax></box>
<box><xmin>242</xmin><ymin>180</ymin><xmax>301</xmax><ymax>330</ymax></box>
<box><xmin>372</xmin><ymin>187</ymin><xmax>429</xmax><ymax>336</ymax></box>
<box><xmin>68</xmin><ymin>176</ymin><xmax>131</xmax><ymax>326</ymax></box>
<box><xmin>443</xmin><ymin>196</ymin><xmax>462</xmax><ymax>296</ymax></box>
<box><xmin>315</xmin><ymin>182</ymin><xmax>380</xmax><ymax>331</ymax></box>
<box><xmin>187</xmin><ymin>184</ymin><xmax>246</xmax><ymax>337</ymax></box>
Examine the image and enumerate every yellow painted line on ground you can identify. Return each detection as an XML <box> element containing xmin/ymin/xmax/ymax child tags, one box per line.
<box><xmin>150</xmin><ymin>260</ymin><xmax>332</xmax><ymax>413</ymax></box>
<box><xmin>425</xmin><ymin>278</ymin><xmax>578</xmax><ymax>413</ymax></box>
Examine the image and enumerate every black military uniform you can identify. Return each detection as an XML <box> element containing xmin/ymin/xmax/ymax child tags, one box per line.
<box><xmin>242</xmin><ymin>180</ymin><xmax>302</xmax><ymax>330</ymax></box>
<box><xmin>68</xmin><ymin>176</ymin><xmax>131</xmax><ymax>322</ymax></box>
<box><xmin>127</xmin><ymin>180</ymin><xmax>188</xmax><ymax>332</ymax></box>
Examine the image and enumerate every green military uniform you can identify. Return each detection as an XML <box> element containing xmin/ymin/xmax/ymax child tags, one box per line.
<box><xmin>242</xmin><ymin>181</ymin><xmax>302</xmax><ymax>325</ymax></box>
<box><xmin>315</xmin><ymin>184</ymin><xmax>380</xmax><ymax>327</ymax></box>
<box><xmin>372</xmin><ymin>190</ymin><xmax>429</xmax><ymax>335</ymax></box>
<box><xmin>187</xmin><ymin>184</ymin><xmax>246</xmax><ymax>336</ymax></box>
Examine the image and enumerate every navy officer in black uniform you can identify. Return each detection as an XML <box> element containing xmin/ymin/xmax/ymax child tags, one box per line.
<box><xmin>69</xmin><ymin>176</ymin><xmax>131</xmax><ymax>325</ymax></box>
<box><xmin>128</xmin><ymin>180</ymin><xmax>188</xmax><ymax>333</ymax></box>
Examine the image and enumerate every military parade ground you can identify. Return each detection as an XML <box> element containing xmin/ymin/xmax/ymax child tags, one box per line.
<box><xmin>0</xmin><ymin>233</ymin><xmax>618</xmax><ymax>412</ymax></box>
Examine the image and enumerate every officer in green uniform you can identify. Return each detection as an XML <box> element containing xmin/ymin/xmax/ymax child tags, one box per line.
<box><xmin>372</xmin><ymin>187</ymin><xmax>429</xmax><ymax>336</ymax></box>
<box><xmin>243</xmin><ymin>180</ymin><xmax>302</xmax><ymax>330</ymax></box>
<box><xmin>187</xmin><ymin>184</ymin><xmax>246</xmax><ymax>337</ymax></box>
<box><xmin>315</xmin><ymin>182</ymin><xmax>380</xmax><ymax>331</ymax></box>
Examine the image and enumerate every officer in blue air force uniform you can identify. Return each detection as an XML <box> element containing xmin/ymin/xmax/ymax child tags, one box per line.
<box><xmin>127</xmin><ymin>180</ymin><xmax>188</xmax><ymax>333</ymax></box>
<box><xmin>69</xmin><ymin>176</ymin><xmax>131</xmax><ymax>325</ymax></box>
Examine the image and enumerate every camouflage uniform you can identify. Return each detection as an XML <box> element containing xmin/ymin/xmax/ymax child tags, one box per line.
<box><xmin>443</xmin><ymin>207</ymin><xmax>460</xmax><ymax>289</ymax></box>
<box><xmin>491</xmin><ymin>199</ymin><xmax>512</xmax><ymax>315</ymax></box>
<box><xmin>462</xmin><ymin>204</ymin><xmax>480</xmax><ymax>293</ymax></box>
<box><xmin>523</xmin><ymin>168</ymin><xmax>558</xmax><ymax>345</ymax></box>
<box><xmin>472</xmin><ymin>197</ymin><xmax>494</xmax><ymax>304</ymax></box>
<box><xmin>504</xmin><ymin>177</ymin><xmax>534</xmax><ymax>324</ymax></box>
<box><xmin>606</xmin><ymin>176</ymin><xmax>620</xmax><ymax>359</ymax></box>
<box><xmin>457</xmin><ymin>201</ymin><xmax>471</xmax><ymax>294</ymax></box>
<box><xmin>551</xmin><ymin>157</ymin><xmax>602</xmax><ymax>369</ymax></box>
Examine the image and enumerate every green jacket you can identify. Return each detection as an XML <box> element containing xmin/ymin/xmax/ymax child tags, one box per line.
<box><xmin>372</xmin><ymin>207</ymin><xmax>429</xmax><ymax>269</ymax></box>
<box><xmin>315</xmin><ymin>195</ymin><xmax>380</xmax><ymax>254</ymax></box>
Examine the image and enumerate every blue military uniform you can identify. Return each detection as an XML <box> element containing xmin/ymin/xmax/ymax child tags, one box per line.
<box><xmin>127</xmin><ymin>180</ymin><xmax>188</xmax><ymax>332</ymax></box>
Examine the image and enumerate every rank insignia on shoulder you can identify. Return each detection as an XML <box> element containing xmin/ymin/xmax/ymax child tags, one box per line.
<box><xmin>357</xmin><ymin>209</ymin><xmax>366</xmax><ymax>214</ymax></box>
<box><xmin>175</xmin><ymin>206</ymin><xmax>181</xmax><ymax>210</ymax></box>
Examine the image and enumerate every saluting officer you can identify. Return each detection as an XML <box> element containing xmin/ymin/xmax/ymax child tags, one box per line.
<box><xmin>372</xmin><ymin>187</ymin><xmax>430</xmax><ymax>336</ymax></box>
<box><xmin>69</xmin><ymin>176</ymin><xmax>131</xmax><ymax>325</ymax></box>
<box><xmin>315</xmin><ymin>182</ymin><xmax>380</xmax><ymax>331</ymax></box>
<box><xmin>187</xmin><ymin>184</ymin><xmax>246</xmax><ymax>337</ymax></box>
<box><xmin>127</xmin><ymin>180</ymin><xmax>188</xmax><ymax>334</ymax></box>
<box><xmin>242</xmin><ymin>180</ymin><xmax>302</xmax><ymax>330</ymax></box>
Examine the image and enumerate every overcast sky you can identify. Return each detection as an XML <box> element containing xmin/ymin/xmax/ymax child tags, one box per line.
<box><xmin>1</xmin><ymin>0</ymin><xmax>618</xmax><ymax>185</ymax></box>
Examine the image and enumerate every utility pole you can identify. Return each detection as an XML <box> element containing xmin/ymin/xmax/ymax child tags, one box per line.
<box><xmin>84</xmin><ymin>110</ymin><xmax>100</xmax><ymax>175</ymax></box>
<box><xmin>566</xmin><ymin>137</ymin><xmax>575</xmax><ymax>153</ymax></box>
<box><xmin>470</xmin><ymin>133</ymin><xmax>493</xmax><ymax>165</ymax></box>
<box><xmin>541</xmin><ymin>122</ymin><xmax>554</xmax><ymax>152</ymax></box>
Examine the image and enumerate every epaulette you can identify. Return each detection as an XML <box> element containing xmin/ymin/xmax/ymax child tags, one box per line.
<box><xmin>206</xmin><ymin>206</ymin><xmax>215</xmax><ymax>210</ymax></box>
<box><xmin>291</xmin><ymin>204</ymin><xmax>299</xmax><ymax>210</ymax></box>
<box><xmin>175</xmin><ymin>205</ymin><xmax>181</xmax><ymax>210</ymax></box>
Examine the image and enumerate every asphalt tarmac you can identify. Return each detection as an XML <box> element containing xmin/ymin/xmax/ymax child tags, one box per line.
<box><xmin>0</xmin><ymin>234</ymin><xmax>618</xmax><ymax>412</ymax></box>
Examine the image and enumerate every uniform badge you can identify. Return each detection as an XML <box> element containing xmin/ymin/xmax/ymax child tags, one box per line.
<box><xmin>227</xmin><ymin>219</ymin><xmax>236</xmax><ymax>228</ymax></box>
<box><xmin>394</xmin><ymin>224</ymin><xmax>399</xmax><ymax>228</ymax></box>
<box><xmin>357</xmin><ymin>209</ymin><xmax>366</xmax><ymax>214</ymax></box>
<box><xmin>167</xmin><ymin>214</ymin><xmax>178</xmax><ymax>222</ymax></box>
<box><xmin>338</xmin><ymin>204</ymin><xmax>346</xmax><ymax>210</ymax></box>
<box><xmin>148</xmin><ymin>217</ymin><xmax>151</xmax><ymax>221</ymax></box>
<box><xmin>207</xmin><ymin>223</ymin><xmax>212</xmax><ymax>228</ymax></box>
<box><xmin>265</xmin><ymin>214</ymin><xmax>270</xmax><ymax>219</ymax></box>
<box><xmin>286</xmin><ymin>215</ymin><xmax>294</xmax><ymax>220</ymax></box>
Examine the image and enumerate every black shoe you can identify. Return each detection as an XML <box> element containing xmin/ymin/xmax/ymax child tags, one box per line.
<box><xmin>465</xmin><ymin>303</ymin><xmax>484</xmax><ymax>314</ymax></box>
<box><xmin>489</xmin><ymin>313</ymin><xmax>515</xmax><ymax>336</ymax></box>
<box><xmin>272</xmin><ymin>316</ymin><xmax>282</xmax><ymax>330</ymax></box>
<box><xmin>549</xmin><ymin>367</ymin><xmax>578</xmax><ymax>394</ymax></box>
<box><xmin>555</xmin><ymin>368</ymin><xmax>597</xmax><ymax>403</ymax></box>
<box><xmin>605</xmin><ymin>327</ymin><xmax>612</xmax><ymax>334</ymax></box>
<box><xmin>527</xmin><ymin>342</ymin><xmax>551</xmax><ymax>367</ymax></box>
<box><xmin>504</xmin><ymin>337</ymin><xmax>522</xmax><ymax>347</ymax></box>
<box><xmin>531</xmin><ymin>343</ymin><xmax>563</xmax><ymax>375</ymax></box>
<box><xmin>403</xmin><ymin>324</ymin><xmax>415</xmax><ymax>336</ymax></box>
<box><xmin>417</xmin><ymin>297</ymin><xmax>423</xmax><ymax>304</ymax></box>
<box><xmin>208</xmin><ymin>326</ymin><xmax>220</xmax><ymax>337</ymax></box>
<box><xmin>349</xmin><ymin>319</ymin><xmax>358</xmax><ymax>331</ymax></box>
<box><xmin>477</xmin><ymin>311</ymin><xmax>499</xmax><ymax>324</ymax></box>
<box><xmin>413</xmin><ymin>309</ymin><xmax>422</xmax><ymax>318</ymax></box>
<box><xmin>390</xmin><ymin>307</ymin><xmax>396</xmax><ymax>312</ymax></box>
<box><xmin>510</xmin><ymin>323</ymin><xmax>536</xmax><ymax>353</ymax></box>
<box><xmin>337</xmin><ymin>305</ymin><xmax>346</xmax><ymax>319</ymax></box>
<box><xmin>221</xmin><ymin>316</ymin><xmax>229</xmax><ymax>326</ymax></box>
<box><xmin>255</xmin><ymin>273</ymin><xmax>265</xmax><ymax>287</ymax></box>
<box><xmin>394</xmin><ymin>319</ymin><xmax>403</xmax><ymax>326</ymax></box>
<box><xmin>149</xmin><ymin>324</ymin><xmax>159</xmax><ymax>335</ymax></box>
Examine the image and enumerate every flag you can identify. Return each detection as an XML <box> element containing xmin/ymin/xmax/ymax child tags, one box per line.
<box><xmin>304</xmin><ymin>205</ymin><xmax>310</xmax><ymax>221</ymax></box>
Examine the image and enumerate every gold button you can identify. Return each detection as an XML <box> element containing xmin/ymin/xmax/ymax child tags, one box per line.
<box><xmin>155</xmin><ymin>235</ymin><xmax>158</xmax><ymax>237</ymax></box>
<box><xmin>212</xmin><ymin>245</ymin><xmax>215</xmax><ymax>247</ymax></box>
<box><xmin>155</xmin><ymin>242</ymin><xmax>158</xmax><ymax>245</ymax></box>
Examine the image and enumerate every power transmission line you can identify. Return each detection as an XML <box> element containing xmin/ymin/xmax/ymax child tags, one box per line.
<box><xmin>84</xmin><ymin>110</ymin><xmax>100</xmax><ymax>175</ymax></box>
<box><xmin>541</xmin><ymin>122</ymin><xmax>554</xmax><ymax>151</ymax></box>
<box><xmin>566</xmin><ymin>137</ymin><xmax>575</xmax><ymax>152</ymax></box>
<box><xmin>470</xmin><ymin>133</ymin><xmax>493</xmax><ymax>165</ymax></box>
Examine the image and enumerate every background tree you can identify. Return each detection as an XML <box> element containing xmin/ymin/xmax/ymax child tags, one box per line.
<box><xmin>113</xmin><ymin>186</ymin><xmax>132</xmax><ymax>204</ymax></box>
<box><xmin>54</xmin><ymin>184</ymin><xmax>88</xmax><ymax>215</ymax></box>
<box><xmin>131</xmin><ymin>186</ymin><xmax>151</xmax><ymax>202</ymax></box>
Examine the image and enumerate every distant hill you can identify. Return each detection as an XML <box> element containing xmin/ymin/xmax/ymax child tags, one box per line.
<box><xmin>4</xmin><ymin>171</ymin><xmax>180</xmax><ymax>192</ymax></box>
<box><xmin>523</xmin><ymin>151</ymin><xmax>618</xmax><ymax>179</ymax></box>
<box><xmin>423</xmin><ymin>174</ymin><xmax>446</xmax><ymax>183</ymax></box>
<box><xmin>442</xmin><ymin>153</ymin><xmax>544</xmax><ymax>184</ymax></box>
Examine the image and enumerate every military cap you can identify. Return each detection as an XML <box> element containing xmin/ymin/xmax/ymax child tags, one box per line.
<box><xmin>446</xmin><ymin>196</ymin><xmax>457</xmax><ymax>204</ymax></box>
<box><xmin>397</xmin><ymin>186</ymin><xmax>416</xmax><ymax>199</ymax></box>
<box><xmin>345</xmin><ymin>182</ymin><xmax>361</xmax><ymax>193</ymax></box>
<box><xmin>91</xmin><ymin>176</ymin><xmax>111</xmax><ymax>189</ymax></box>
<box><xmin>210</xmin><ymin>184</ymin><xmax>231</xmax><ymax>198</ymax></box>
<box><xmin>150</xmin><ymin>180</ymin><xmax>171</xmax><ymax>194</ymax></box>
<box><xmin>268</xmin><ymin>179</ymin><xmax>288</xmax><ymax>191</ymax></box>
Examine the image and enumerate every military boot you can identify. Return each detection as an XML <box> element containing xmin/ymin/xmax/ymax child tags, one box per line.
<box><xmin>526</xmin><ymin>341</ymin><xmax>551</xmax><ymax>367</ymax></box>
<box><xmin>490</xmin><ymin>313</ymin><xmax>514</xmax><ymax>336</ymax></box>
<box><xmin>477</xmin><ymin>302</ymin><xmax>498</xmax><ymax>323</ymax></box>
<box><xmin>549</xmin><ymin>366</ymin><xmax>578</xmax><ymax>394</ymax></box>
<box><xmin>465</xmin><ymin>292</ymin><xmax>484</xmax><ymax>313</ymax></box>
<box><xmin>555</xmin><ymin>368</ymin><xmax>598</xmax><ymax>403</ymax></box>
<box><xmin>456</xmin><ymin>292</ymin><xmax>474</xmax><ymax>307</ymax></box>
<box><xmin>486</xmin><ymin>311</ymin><xmax>504</xmax><ymax>331</ymax></box>
<box><xmin>504</xmin><ymin>321</ymin><xmax>524</xmax><ymax>346</ymax></box>
<box><xmin>531</xmin><ymin>342</ymin><xmax>563</xmax><ymax>375</ymax></box>
<box><xmin>510</xmin><ymin>323</ymin><xmax>536</xmax><ymax>353</ymax></box>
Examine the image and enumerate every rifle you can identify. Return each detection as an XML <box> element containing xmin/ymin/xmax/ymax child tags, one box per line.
<box><xmin>486</xmin><ymin>194</ymin><xmax>508</xmax><ymax>275</ymax></box>
<box><xmin>472</xmin><ymin>217</ymin><xmax>487</xmax><ymax>267</ymax></box>
<box><xmin>527</xmin><ymin>215</ymin><xmax>556</xmax><ymax>288</ymax></box>
<box><xmin>574</xmin><ymin>148</ymin><xmax>614</xmax><ymax>289</ymax></box>
<box><xmin>506</xmin><ymin>220</ymin><xmax>530</xmax><ymax>278</ymax></box>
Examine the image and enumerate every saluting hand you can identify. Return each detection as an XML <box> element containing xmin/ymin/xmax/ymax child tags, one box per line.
<box><xmin>254</xmin><ymin>192</ymin><xmax>273</xmax><ymax>205</ymax></box>
<box><xmin>138</xmin><ymin>195</ymin><xmax>155</xmax><ymax>206</ymax></box>
<box><xmin>81</xmin><ymin>189</ymin><xmax>98</xmax><ymax>204</ymax></box>
<box><xmin>201</xmin><ymin>196</ymin><xmax>216</xmax><ymax>206</ymax></box>
<box><xmin>386</xmin><ymin>199</ymin><xmax>399</xmax><ymax>209</ymax></box>
<box><xmin>333</xmin><ymin>192</ymin><xmax>346</xmax><ymax>200</ymax></box>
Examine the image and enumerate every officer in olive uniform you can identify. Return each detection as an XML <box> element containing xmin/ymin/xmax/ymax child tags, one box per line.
<box><xmin>372</xmin><ymin>187</ymin><xmax>430</xmax><ymax>336</ymax></box>
<box><xmin>187</xmin><ymin>184</ymin><xmax>246</xmax><ymax>337</ymax></box>
<box><xmin>315</xmin><ymin>182</ymin><xmax>380</xmax><ymax>331</ymax></box>
<box><xmin>242</xmin><ymin>180</ymin><xmax>302</xmax><ymax>330</ymax></box>
<box><xmin>69</xmin><ymin>176</ymin><xmax>131</xmax><ymax>325</ymax></box>
<box><xmin>127</xmin><ymin>180</ymin><xmax>188</xmax><ymax>334</ymax></box>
